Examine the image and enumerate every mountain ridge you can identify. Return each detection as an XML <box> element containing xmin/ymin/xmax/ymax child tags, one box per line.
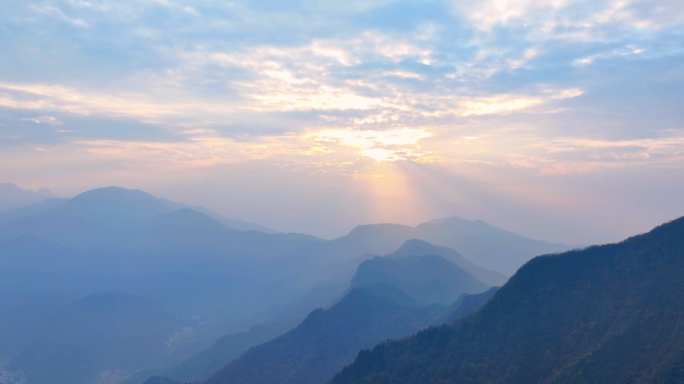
<box><xmin>330</xmin><ymin>216</ymin><xmax>684</xmax><ymax>384</ymax></box>
<box><xmin>202</xmin><ymin>283</ymin><xmax>447</xmax><ymax>384</ymax></box>
<box><xmin>0</xmin><ymin>183</ymin><xmax>55</xmax><ymax>211</ymax></box>
<box><xmin>385</xmin><ymin>239</ymin><xmax>508</xmax><ymax>286</ymax></box>
<box><xmin>351</xmin><ymin>254</ymin><xmax>489</xmax><ymax>304</ymax></box>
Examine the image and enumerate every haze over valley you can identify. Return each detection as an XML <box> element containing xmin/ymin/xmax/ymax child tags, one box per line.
<box><xmin>2</xmin><ymin>0</ymin><xmax>684</xmax><ymax>383</ymax></box>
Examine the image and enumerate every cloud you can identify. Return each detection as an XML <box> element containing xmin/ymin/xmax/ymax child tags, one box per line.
<box><xmin>21</xmin><ymin>116</ymin><xmax>62</xmax><ymax>125</ymax></box>
<box><xmin>313</xmin><ymin>128</ymin><xmax>432</xmax><ymax>161</ymax></box>
<box><xmin>29</xmin><ymin>2</ymin><xmax>90</xmax><ymax>27</ymax></box>
<box><xmin>1</xmin><ymin>0</ymin><xmax>684</xmax><ymax>247</ymax></box>
<box><xmin>453</xmin><ymin>0</ymin><xmax>684</xmax><ymax>38</ymax></box>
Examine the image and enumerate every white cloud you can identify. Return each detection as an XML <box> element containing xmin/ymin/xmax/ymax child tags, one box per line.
<box><xmin>22</xmin><ymin>116</ymin><xmax>62</xmax><ymax>125</ymax></box>
<box><xmin>29</xmin><ymin>2</ymin><xmax>90</xmax><ymax>27</ymax></box>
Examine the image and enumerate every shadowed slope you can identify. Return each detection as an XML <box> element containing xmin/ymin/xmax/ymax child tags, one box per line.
<box><xmin>203</xmin><ymin>284</ymin><xmax>446</xmax><ymax>384</ymax></box>
<box><xmin>331</xmin><ymin>216</ymin><xmax>684</xmax><ymax>384</ymax></box>
<box><xmin>385</xmin><ymin>239</ymin><xmax>508</xmax><ymax>286</ymax></box>
<box><xmin>351</xmin><ymin>254</ymin><xmax>489</xmax><ymax>304</ymax></box>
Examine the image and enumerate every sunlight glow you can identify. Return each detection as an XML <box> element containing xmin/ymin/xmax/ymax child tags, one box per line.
<box><xmin>313</xmin><ymin>129</ymin><xmax>432</xmax><ymax>161</ymax></box>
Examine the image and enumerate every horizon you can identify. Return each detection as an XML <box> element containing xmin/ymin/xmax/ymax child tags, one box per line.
<box><xmin>2</xmin><ymin>180</ymin><xmax>682</xmax><ymax>245</ymax></box>
<box><xmin>0</xmin><ymin>181</ymin><xmax>659</xmax><ymax>245</ymax></box>
<box><xmin>0</xmin><ymin>182</ymin><xmax>562</xmax><ymax>242</ymax></box>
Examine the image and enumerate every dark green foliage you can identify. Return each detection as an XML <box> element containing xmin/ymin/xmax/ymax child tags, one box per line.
<box><xmin>203</xmin><ymin>284</ymin><xmax>447</xmax><ymax>384</ymax></box>
<box><xmin>438</xmin><ymin>286</ymin><xmax>500</xmax><ymax>325</ymax></box>
<box><xmin>352</xmin><ymin>254</ymin><xmax>489</xmax><ymax>304</ymax></box>
<box><xmin>330</xmin><ymin>216</ymin><xmax>684</xmax><ymax>384</ymax></box>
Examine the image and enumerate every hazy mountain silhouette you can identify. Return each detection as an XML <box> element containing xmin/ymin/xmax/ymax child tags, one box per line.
<box><xmin>140</xmin><ymin>249</ymin><xmax>492</xmax><ymax>384</ymax></box>
<box><xmin>202</xmin><ymin>284</ymin><xmax>446</xmax><ymax>384</ymax></box>
<box><xmin>0</xmin><ymin>185</ymin><xmax>572</xmax><ymax>384</ymax></box>
<box><xmin>0</xmin><ymin>197</ymin><xmax>68</xmax><ymax>229</ymax></box>
<box><xmin>0</xmin><ymin>183</ymin><xmax>54</xmax><ymax>211</ymax></box>
<box><xmin>385</xmin><ymin>239</ymin><xmax>508</xmax><ymax>286</ymax></box>
<box><xmin>0</xmin><ymin>187</ymin><xmax>324</xmax><ymax>321</ymax></box>
<box><xmin>0</xmin><ymin>291</ymin><xmax>190</xmax><ymax>384</ymax></box>
<box><xmin>331</xmin><ymin>216</ymin><xmax>684</xmax><ymax>384</ymax></box>
<box><xmin>131</xmin><ymin>319</ymin><xmax>301</xmax><ymax>384</ymax></box>
<box><xmin>321</xmin><ymin>217</ymin><xmax>571</xmax><ymax>275</ymax></box>
<box><xmin>190</xmin><ymin>206</ymin><xmax>279</xmax><ymax>234</ymax></box>
<box><xmin>351</xmin><ymin>254</ymin><xmax>489</xmax><ymax>304</ymax></box>
<box><xmin>437</xmin><ymin>286</ymin><xmax>501</xmax><ymax>325</ymax></box>
<box><xmin>0</xmin><ymin>186</ymin><xmax>277</xmax><ymax>234</ymax></box>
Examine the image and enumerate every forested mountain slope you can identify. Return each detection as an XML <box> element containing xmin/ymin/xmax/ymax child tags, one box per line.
<box><xmin>331</xmin><ymin>216</ymin><xmax>684</xmax><ymax>384</ymax></box>
<box><xmin>203</xmin><ymin>284</ymin><xmax>446</xmax><ymax>384</ymax></box>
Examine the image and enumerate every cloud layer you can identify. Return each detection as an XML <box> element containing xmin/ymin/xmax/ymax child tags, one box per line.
<box><xmin>1</xmin><ymin>0</ymin><xmax>683</xmax><ymax>243</ymax></box>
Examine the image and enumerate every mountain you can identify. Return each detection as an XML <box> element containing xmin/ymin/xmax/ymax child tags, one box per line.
<box><xmin>0</xmin><ymin>188</ymin><xmax>305</xmax><ymax>252</ymax></box>
<box><xmin>0</xmin><ymin>197</ymin><xmax>68</xmax><ymax>229</ymax></box>
<box><xmin>202</xmin><ymin>284</ymin><xmax>447</xmax><ymax>384</ymax></box>
<box><xmin>144</xmin><ymin>286</ymin><xmax>503</xmax><ymax>384</ymax></box>
<box><xmin>0</xmin><ymin>292</ymin><xmax>191</xmax><ymax>384</ymax></box>
<box><xmin>136</xmin><ymin>245</ymin><xmax>493</xmax><ymax>384</ymax></box>
<box><xmin>351</xmin><ymin>254</ymin><xmax>489</xmax><ymax>304</ymax></box>
<box><xmin>0</xmin><ymin>186</ymin><xmax>277</xmax><ymax>234</ymax></box>
<box><xmin>191</xmin><ymin>206</ymin><xmax>279</xmax><ymax>234</ymax></box>
<box><xmin>438</xmin><ymin>286</ymin><xmax>500</xmax><ymax>325</ymax></box>
<box><xmin>0</xmin><ymin>186</ymin><xmax>568</xmax><ymax>384</ymax></box>
<box><xmin>324</xmin><ymin>217</ymin><xmax>571</xmax><ymax>275</ymax></box>
<box><xmin>142</xmin><ymin>378</ymin><xmax>179</xmax><ymax>384</ymax></box>
<box><xmin>0</xmin><ymin>183</ymin><xmax>54</xmax><ymax>211</ymax></box>
<box><xmin>330</xmin><ymin>216</ymin><xmax>684</xmax><ymax>384</ymax></box>
<box><xmin>385</xmin><ymin>239</ymin><xmax>508</xmax><ymax>286</ymax></box>
<box><xmin>129</xmin><ymin>319</ymin><xmax>301</xmax><ymax>384</ymax></box>
<box><xmin>0</xmin><ymin>187</ymin><xmax>325</xmax><ymax>321</ymax></box>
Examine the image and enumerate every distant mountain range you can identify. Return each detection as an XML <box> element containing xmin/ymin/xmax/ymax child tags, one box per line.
<box><xmin>140</xmin><ymin>242</ymin><xmax>496</xmax><ymax>384</ymax></box>
<box><xmin>385</xmin><ymin>239</ymin><xmax>508</xmax><ymax>286</ymax></box>
<box><xmin>4</xmin><ymin>184</ymin><xmax>683</xmax><ymax>384</ymax></box>
<box><xmin>331</xmin><ymin>216</ymin><xmax>684</xmax><ymax>384</ymax></box>
<box><xmin>202</xmin><ymin>284</ymin><xmax>446</xmax><ymax>384</ymax></box>
<box><xmin>0</xmin><ymin>186</ymin><xmax>278</xmax><ymax>234</ymax></box>
<box><xmin>324</xmin><ymin>217</ymin><xmax>572</xmax><ymax>275</ymax></box>
<box><xmin>351</xmin><ymin>254</ymin><xmax>488</xmax><ymax>304</ymax></box>
<box><xmin>0</xmin><ymin>187</ymin><xmax>322</xmax><ymax>319</ymax></box>
<box><xmin>0</xmin><ymin>185</ymin><xmax>573</xmax><ymax>384</ymax></box>
<box><xmin>126</xmin><ymin>319</ymin><xmax>302</xmax><ymax>384</ymax></box>
<box><xmin>0</xmin><ymin>183</ymin><xmax>55</xmax><ymax>211</ymax></box>
<box><xmin>0</xmin><ymin>186</ymin><xmax>558</xmax><ymax>322</ymax></box>
<box><xmin>0</xmin><ymin>291</ymin><xmax>193</xmax><ymax>384</ymax></box>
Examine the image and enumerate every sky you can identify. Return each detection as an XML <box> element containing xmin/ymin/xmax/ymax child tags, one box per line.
<box><xmin>1</xmin><ymin>0</ymin><xmax>683</xmax><ymax>244</ymax></box>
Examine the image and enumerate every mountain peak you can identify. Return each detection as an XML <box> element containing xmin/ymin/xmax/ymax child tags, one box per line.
<box><xmin>388</xmin><ymin>239</ymin><xmax>453</xmax><ymax>257</ymax></box>
<box><xmin>386</xmin><ymin>239</ymin><xmax>509</xmax><ymax>286</ymax></box>
<box><xmin>69</xmin><ymin>186</ymin><xmax>158</xmax><ymax>204</ymax></box>
<box><xmin>428</xmin><ymin>216</ymin><xmax>497</xmax><ymax>231</ymax></box>
<box><xmin>346</xmin><ymin>223</ymin><xmax>414</xmax><ymax>237</ymax></box>
<box><xmin>65</xmin><ymin>187</ymin><xmax>177</xmax><ymax>218</ymax></box>
<box><xmin>351</xmin><ymin>253</ymin><xmax>489</xmax><ymax>304</ymax></box>
<box><xmin>0</xmin><ymin>183</ymin><xmax>55</xmax><ymax>210</ymax></box>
